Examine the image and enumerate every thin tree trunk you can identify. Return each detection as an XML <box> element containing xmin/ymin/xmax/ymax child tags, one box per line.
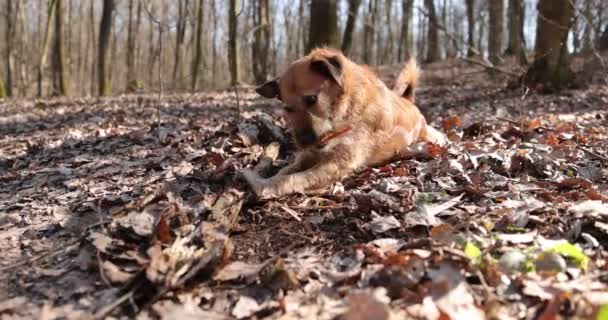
<box><xmin>296</xmin><ymin>0</ymin><xmax>305</xmax><ymax>56</ymax></box>
<box><xmin>228</xmin><ymin>0</ymin><xmax>240</xmax><ymax>85</ymax></box>
<box><xmin>425</xmin><ymin>0</ymin><xmax>440</xmax><ymax>62</ymax></box>
<box><xmin>398</xmin><ymin>0</ymin><xmax>414</xmax><ymax>61</ymax></box>
<box><xmin>582</xmin><ymin>1</ymin><xmax>592</xmax><ymax>54</ymax></box>
<box><xmin>488</xmin><ymin>0</ymin><xmax>504</xmax><ymax>65</ymax></box>
<box><xmin>52</xmin><ymin>0</ymin><xmax>68</xmax><ymax>95</ymax></box>
<box><xmin>383</xmin><ymin>0</ymin><xmax>394</xmax><ymax>63</ymax></box>
<box><xmin>252</xmin><ymin>0</ymin><xmax>271</xmax><ymax>83</ymax></box>
<box><xmin>89</xmin><ymin>1</ymin><xmax>96</xmax><ymax>95</ymax></box>
<box><xmin>126</xmin><ymin>0</ymin><xmax>136</xmax><ymax>89</ymax></box>
<box><xmin>173</xmin><ymin>0</ymin><xmax>188</xmax><ymax>86</ymax></box>
<box><xmin>341</xmin><ymin>0</ymin><xmax>362</xmax><ymax>55</ymax></box>
<box><xmin>465</xmin><ymin>0</ymin><xmax>476</xmax><ymax>56</ymax></box>
<box><xmin>307</xmin><ymin>0</ymin><xmax>340</xmax><ymax>51</ymax></box>
<box><xmin>599</xmin><ymin>26</ymin><xmax>608</xmax><ymax>51</ymax></box>
<box><xmin>505</xmin><ymin>0</ymin><xmax>523</xmax><ymax>57</ymax></box>
<box><xmin>98</xmin><ymin>0</ymin><xmax>114</xmax><ymax>96</ymax></box>
<box><xmin>523</xmin><ymin>0</ymin><xmax>575</xmax><ymax>89</ymax></box>
<box><xmin>192</xmin><ymin>0</ymin><xmax>204</xmax><ymax>90</ymax></box>
<box><xmin>5</xmin><ymin>0</ymin><xmax>14</xmax><ymax>97</ymax></box>
<box><xmin>212</xmin><ymin>0</ymin><xmax>218</xmax><ymax>86</ymax></box>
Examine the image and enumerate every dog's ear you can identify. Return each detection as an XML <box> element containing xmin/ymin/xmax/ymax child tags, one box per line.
<box><xmin>255</xmin><ymin>79</ymin><xmax>280</xmax><ymax>99</ymax></box>
<box><xmin>310</xmin><ymin>56</ymin><xmax>343</xmax><ymax>87</ymax></box>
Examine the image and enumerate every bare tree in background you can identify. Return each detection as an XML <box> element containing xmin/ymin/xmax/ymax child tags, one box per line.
<box><xmin>425</xmin><ymin>0</ymin><xmax>440</xmax><ymax>62</ymax></box>
<box><xmin>308</xmin><ymin>0</ymin><xmax>340</xmax><ymax>52</ymax></box>
<box><xmin>0</xmin><ymin>74</ymin><xmax>5</xmax><ymax>98</ymax></box>
<box><xmin>599</xmin><ymin>26</ymin><xmax>608</xmax><ymax>50</ymax></box>
<box><xmin>192</xmin><ymin>0</ymin><xmax>204</xmax><ymax>90</ymax></box>
<box><xmin>252</xmin><ymin>0</ymin><xmax>271</xmax><ymax>83</ymax></box>
<box><xmin>399</xmin><ymin>0</ymin><xmax>414</xmax><ymax>61</ymax></box>
<box><xmin>126</xmin><ymin>0</ymin><xmax>136</xmax><ymax>90</ymax></box>
<box><xmin>4</xmin><ymin>0</ymin><xmax>14</xmax><ymax>97</ymax></box>
<box><xmin>505</xmin><ymin>0</ymin><xmax>526</xmax><ymax>64</ymax></box>
<box><xmin>524</xmin><ymin>0</ymin><xmax>575</xmax><ymax>88</ymax></box>
<box><xmin>341</xmin><ymin>0</ymin><xmax>362</xmax><ymax>55</ymax></box>
<box><xmin>488</xmin><ymin>0</ymin><xmax>504</xmax><ymax>65</ymax></box>
<box><xmin>228</xmin><ymin>0</ymin><xmax>240</xmax><ymax>85</ymax></box>
<box><xmin>465</xmin><ymin>0</ymin><xmax>476</xmax><ymax>56</ymax></box>
<box><xmin>98</xmin><ymin>0</ymin><xmax>114</xmax><ymax>96</ymax></box>
<box><xmin>173</xmin><ymin>0</ymin><xmax>188</xmax><ymax>85</ymax></box>
<box><xmin>363</xmin><ymin>0</ymin><xmax>377</xmax><ymax>64</ymax></box>
<box><xmin>52</xmin><ymin>0</ymin><xmax>68</xmax><ymax>95</ymax></box>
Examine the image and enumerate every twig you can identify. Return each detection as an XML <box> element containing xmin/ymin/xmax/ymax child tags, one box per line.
<box><xmin>578</xmin><ymin>145</ymin><xmax>608</xmax><ymax>162</ymax></box>
<box><xmin>93</xmin><ymin>284</ymin><xmax>140</xmax><ymax>320</ymax></box>
<box><xmin>460</xmin><ymin>57</ymin><xmax>520</xmax><ymax>77</ymax></box>
<box><xmin>234</xmin><ymin>84</ymin><xmax>240</xmax><ymax>120</ymax></box>
<box><xmin>0</xmin><ymin>238</ymin><xmax>80</xmax><ymax>272</ymax></box>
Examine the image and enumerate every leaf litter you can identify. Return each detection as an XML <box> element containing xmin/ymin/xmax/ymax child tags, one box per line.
<box><xmin>1</xmin><ymin>62</ymin><xmax>608</xmax><ymax>319</ymax></box>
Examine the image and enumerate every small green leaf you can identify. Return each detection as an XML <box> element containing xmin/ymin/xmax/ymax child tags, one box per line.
<box><xmin>549</xmin><ymin>242</ymin><xmax>589</xmax><ymax>270</ymax></box>
<box><xmin>465</xmin><ymin>241</ymin><xmax>482</xmax><ymax>263</ymax></box>
<box><xmin>597</xmin><ymin>304</ymin><xmax>608</xmax><ymax>320</ymax></box>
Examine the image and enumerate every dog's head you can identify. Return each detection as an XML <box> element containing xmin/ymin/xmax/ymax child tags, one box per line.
<box><xmin>256</xmin><ymin>49</ymin><xmax>347</xmax><ymax>148</ymax></box>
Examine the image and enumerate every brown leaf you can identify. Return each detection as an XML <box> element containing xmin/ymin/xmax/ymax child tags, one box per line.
<box><xmin>155</xmin><ymin>215</ymin><xmax>173</xmax><ymax>244</ymax></box>
<box><xmin>442</xmin><ymin>116</ymin><xmax>463</xmax><ymax>131</ymax></box>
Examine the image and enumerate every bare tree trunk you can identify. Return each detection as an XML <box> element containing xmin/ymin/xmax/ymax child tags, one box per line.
<box><xmin>211</xmin><ymin>0</ymin><xmax>218</xmax><ymax>85</ymax></box>
<box><xmin>599</xmin><ymin>26</ymin><xmax>608</xmax><ymax>51</ymax></box>
<box><xmin>5</xmin><ymin>0</ymin><xmax>14</xmax><ymax>97</ymax></box>
<box><xmin>252</xmin><ymin>0</ymin><xmax>271</xmax><ymax>83</ymax></box>
<box><xmin>425</xmin><ymin>0</ymin><xmax>440</xmax><ymax>62</ymax></box>
<box><xmin>582</xmin><ymin>1</ymin><xmax>592</xmax><ymax>54</ymax></box>
<box><xmin>173</xmin><ymin>0</ymin><xmax>188</xmax><ymax>86</ymax></box>
<box><xmin>126</xmin><ymin>0</ymin><xmax>136</xmax><ymax>89</ymax></box>
<box><xmin>341</xmin><ymin>0</ymin><xmax>362</xmax><ymax>55</ymax></box>
<box><xmin>0</xmin><ymin>75</ymin><xmax>5</xmax><ymax>98</ymax></box>
<box><xmin>488</xmin><ymin>0</ymin><xmax>504</xmax><ymax>65</ymax></box>
<box><xmin>307</xmin><ymin>0</ymin><xmax>340</xmax><ymax>52</ymax></box>
<box><xmin>398</xmin><ymin>0</ymin><xmax>414</xmax><ymax>61</ymax></box>
<box><xmin>98</xmin><ymin>0</ymin><xmax>114</xmax><ymax>96</ymax></box>
<box><xmin>228</xmin><ymin>0</ymin><xmax>240</xmax><ymax>85</ymax></box>
<box><xmin>192</xmin><ymin>0</ymin><xmax>204</xmax><ymax>91</ymax></box>
<box><xmin>477</xmin><ymin>8</ymin><xmax>486</xmax><ymax>55</ymax></box>
<box><xmin>465</xmin><ymin>0</ymin><xmax>475</xmax><ymax>56</ymax></box>
<box><xmin>523</xmin><ymin>0</ymin><xmax>575</xmax><ymax>89</ymax></box>
<box><xmin>89</xmin><ymin>1</ymin><xmax>96</xmax><ymax>95</ymax></box>
<box><xmin>52</xmin><ymin>0</ymin><xmax>68</xmax><ymax>95</ymax></box>
<box><xmin>363</xmin><ymin>0</ymin><xmax>377</xmax><ymax>64</ymax></box>
<box><xmin>382</xmin><ymin>0</ymin><xmax>394</xmax><ymax>63</ymax></box>
<box><xmin>296</xmin><ymin>0</ymin><xmax>305</xmax><ymax>56</ymax></box>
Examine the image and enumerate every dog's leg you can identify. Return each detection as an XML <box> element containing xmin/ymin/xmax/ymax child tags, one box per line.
<box><xmin>244</xmin><ymin>143</ymin><xmax>365</xmax><ymax>198</ymax></box>
<box><xmin>274</xmin><ymin>150</ymin><xmax>319</xmax><ymax>176</ymax></box>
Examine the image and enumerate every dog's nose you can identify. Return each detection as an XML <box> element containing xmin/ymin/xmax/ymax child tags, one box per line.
<box><xmin>295</xmin><ymin>129</ymin><xmax>317</xmax><ymax>146</ymax></box>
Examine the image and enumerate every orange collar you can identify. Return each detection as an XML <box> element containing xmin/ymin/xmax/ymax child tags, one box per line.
<box><xmin>317</xmin><ymin>125</ymin><xmax>352</xmax><ymax>148</ymax></box>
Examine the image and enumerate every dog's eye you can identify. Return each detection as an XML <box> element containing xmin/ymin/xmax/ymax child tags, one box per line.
<box><xmin>303</xmin><ymin>95</ymin><xmax>317</xmax><ymax>107</ymax></box>
<box><xmin>284</xmin><ymin>106</ymin><xmax>295</xmax><ymax>113</ymax></box>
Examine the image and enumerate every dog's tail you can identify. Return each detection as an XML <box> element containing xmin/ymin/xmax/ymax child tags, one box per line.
<box><xmin>393</xmin><ymin>58</ymin><xmax>420</xmax><ymax>103</ymax></box>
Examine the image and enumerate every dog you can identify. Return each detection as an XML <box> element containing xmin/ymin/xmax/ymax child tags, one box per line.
<box><xmin>242</xmin><ymin>48</ymin><xmax>446</xmax><ymax>198</ymax></box>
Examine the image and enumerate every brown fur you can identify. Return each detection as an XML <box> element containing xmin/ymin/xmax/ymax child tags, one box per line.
<box><xmin>243</xmin><ymin>48</ymin><xmax>446</xmax><ymax>198</ymax></box>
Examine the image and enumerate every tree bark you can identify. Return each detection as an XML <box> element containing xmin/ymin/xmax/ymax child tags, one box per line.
<box><xmin>506</xmin><ymin>0</ymin><xmax>527</xmax><ymax>64</ymax></box>
<box><xmin>362</xmin><ymin>0</ymin><xmax>376</xmax><ymax>64</ymax></box>
<box><xmin>252</xmin><ymin>0</ymin><xmax>271</xmax><ymax>83</ymax></box>
<box><xmin>398</xmin><ymin>0</ymin><xmax>414</xmax><ymax>61</ymax></box>
<box><xmin>126</xmin><ymin>0</ymin><xmax>136</xmax><ymax>89</ymax></box>
<box><xmin>523</xmin><ymin>0</ymin><xmax>575</xmax><ymax>89</ymax></box>
<box><xmin>173</xmin><ymin>0</ymin><xmax>188</xmax><ymax>85</ymax></box>
<box><xmin>341</xmin><ymin>0</ymin><xmax>362</xmax><ymax>55</ymax></box>
<box><xmin>192</xmin><ymin>0</ymin><xmax>204</xmax><ymax>90</ymax></box>
<box><xmin>425</xmin><ymin>0</ymin><xmax>440</xmax><ymax>62</ymax></box>
<box><xmin>307</xmin><ymin>0</ymin><xmax>340</xmax><ymax>52</ymax></box>
<box><xmin>228</xmin><ymin>0</ymin><xmax>240</xmax><ymax>85</ymax></box>
<box><xmin>581</xmin><ymin>1</ymin><xmax>592</xmax><ymax>54</ymax></box>
<box><xmin>98</xmin><ymin>0</ymin><xmax>113</xmax><ymax>96</ymax></box>
<box><xmin>599</xmin><ymin>26</ymin><xmax>608</xmax><ymax>51</ymax></box>
<box><xmin>0</xmin><ymin>75</ymin><xmax>5</xmax><ymax>98</ymax></box>
<box><xmin>52</xmin><ymin>0</ymin><xmax>68</xmax><ymax>95</ymax></box>
<box><xmin>465</xmin><ymin>0</ymin><xmax>475</xmax><ymax>56</ymax></box>
<box><xmin>488</xmin><ymin>0</ymin><xmax>504</xmax><ymax>65</ymax></box>
<box><xmin>5</xmin><ymin>0</ymin><xmax>14</xmax><ymax>97</ymax></box>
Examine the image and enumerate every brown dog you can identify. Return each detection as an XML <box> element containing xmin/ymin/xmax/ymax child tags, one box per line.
<box><xmin>242</xmin><ymin>48</ymin><xmax>446</xmax><ymax>198</ymax></box>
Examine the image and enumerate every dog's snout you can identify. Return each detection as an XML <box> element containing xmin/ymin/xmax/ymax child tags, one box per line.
<box><xmin>295</xmin><ymin>129</ymin><xmax>318</xmax><ymax>146</ymax></box>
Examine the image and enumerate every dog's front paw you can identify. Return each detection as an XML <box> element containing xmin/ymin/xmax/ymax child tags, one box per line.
<box><xmin>241</xmin><ymin>169</ymin><xmax>277</xmax><ymax>199</ymax></box>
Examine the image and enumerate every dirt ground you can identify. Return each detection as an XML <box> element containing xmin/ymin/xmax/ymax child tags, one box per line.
<box><xmin>1</xmin><ymin>58</ymin><xmax>608</xmax><ymax>319</ymax></box>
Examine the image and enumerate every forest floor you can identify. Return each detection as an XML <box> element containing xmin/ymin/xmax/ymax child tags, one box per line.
<box><xmin>1</xmin><ymin>57</ymin><xmax>608</xmax><ymax>320</ymax></box>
